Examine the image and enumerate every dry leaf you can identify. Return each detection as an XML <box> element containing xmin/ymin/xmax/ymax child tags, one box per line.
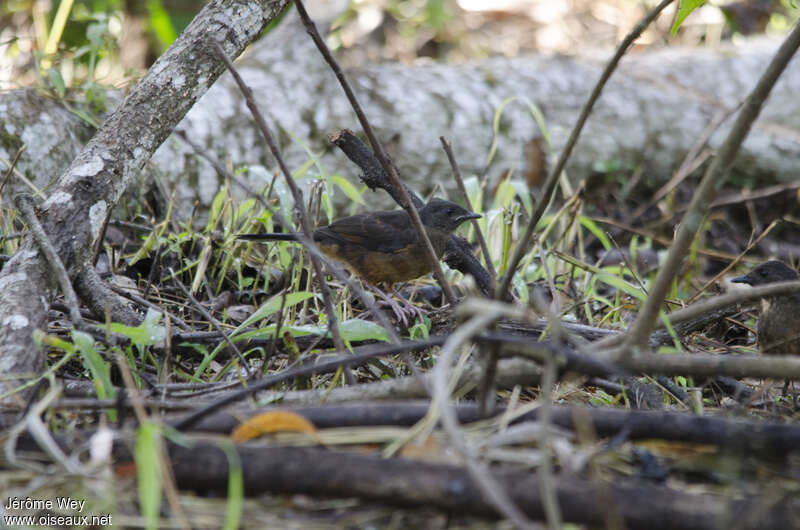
<box><xmin>231</xmin><ymin>411</ymin><xmax>317</xmax><ymax>442</ymax></box>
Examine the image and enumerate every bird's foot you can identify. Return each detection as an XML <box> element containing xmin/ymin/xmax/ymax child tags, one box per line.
<box><xmin>369</xmin><ymin>286</ymin><xmax>427</xmax><ymax>327</ymax></box>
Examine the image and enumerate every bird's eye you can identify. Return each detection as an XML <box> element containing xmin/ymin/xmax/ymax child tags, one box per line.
<box><xmin>447</xmin><ymin>208</ymin><xmax>454</xmax><ymax>215</ymax></box>
<box><xmin>760</xmin><ymin>270</ymin><xmax>768</xmax><ymax>277</ymax></box>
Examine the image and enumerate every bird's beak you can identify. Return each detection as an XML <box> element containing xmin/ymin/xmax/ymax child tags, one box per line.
<box><xmin>731</xmin><ymin>275</ymin><xmax>751</xmax><ymax>285</ymax></box>
<box><xmin>457</xmin><ymin>212</ymin><xmax>482</xmax><ymax>222</ymax></box>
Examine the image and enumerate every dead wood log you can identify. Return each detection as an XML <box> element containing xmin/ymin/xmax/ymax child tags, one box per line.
<box><xmin>167</xmin><ymin>442</ymin><xmax>799</xmax><ymax>529</ymax></box>
<box><xmin>187</xmin><ymin>401</ymin><xmax>800</xmax><ymax>456</ymax></box>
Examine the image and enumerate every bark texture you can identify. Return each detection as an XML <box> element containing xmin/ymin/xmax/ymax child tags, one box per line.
<box><xmin>0</xmin><ymin>0</ymin><xmax>290</xmax><ymax>417</ymax></box>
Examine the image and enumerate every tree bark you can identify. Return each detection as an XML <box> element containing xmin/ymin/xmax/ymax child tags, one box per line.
<box><xmin>0</xmin><ymin>0</ymin><xmax>290</xmax><ymax>420</ymax></box>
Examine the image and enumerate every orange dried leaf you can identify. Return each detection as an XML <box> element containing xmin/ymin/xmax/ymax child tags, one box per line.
<box><xmin>231</xmin><ymin>411</ymin><xmax>317</xmax><ymax>442</ymax></box>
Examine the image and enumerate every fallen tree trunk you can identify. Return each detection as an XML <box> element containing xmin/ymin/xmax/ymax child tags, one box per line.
<box><xmin>0</xmin><ymin>0</ymin><xmax>290</xmax><ymax>421</ymax></box>
<box><xmin>2</xmin><ymin>24</ymin><xmax>799</xmax><ymax>214</ymax></box>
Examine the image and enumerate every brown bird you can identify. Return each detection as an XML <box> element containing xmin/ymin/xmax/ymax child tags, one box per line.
<box><xmin>731</xmin><ymin>260</ymin><xmax>800</xmax><ymax>356</ymax></box>
<box><xmin>732</xmin><ymin>260</ymin><xmax>800</xmax><ymax>397</ymax></box>
<box><xmin>239</xmin><ymin>198</ymin><xmax>480</xmax><ymax>319</ymax></box>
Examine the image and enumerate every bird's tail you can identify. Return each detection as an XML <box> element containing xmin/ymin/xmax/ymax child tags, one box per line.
<box><xmin>237</xmin><ymin>232</ymin><xmax>298</xmax><ymax>242</ymax></box>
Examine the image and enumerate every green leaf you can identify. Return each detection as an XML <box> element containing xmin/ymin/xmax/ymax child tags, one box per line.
<box><xmin>463</xmin><ymin>176</ymin><xmax>482</xmax><ymax>213</ymax></box>
<box><xmin>408</xmin><ymin>315</ymin><xmax>431</xmax><ymax>340</ymax></box>
<box><xmin>339</xmin><ymin>319</ymin><xmax>392</xmax><ymax>342</ymax></box>
<box><xmin>509</xmin><ymin>179</ymin><xmax>533</xmax><ymax>215</ymax></box>
<box><xmin>109</xmin><ymin>309</ymin><xmax>166</xmax><ymax>347</ymax></box>
<box><xmin>221</xmin><ymin>442</ymin><xmax>244</xmax><ymax>530</ymax></box>
<box><xmin>65</xmin><ymin>105</ymin><xmax>101</xmax><ymax>128</ymax></box>
<box><xmin>331</xmin><ymin>175</ymin><xmax>365</xmax><ymax>205</ymax></box>
<box><xmin>671</xmin><ymin>0</ymin><xmax>706</xmax><ymax>37</ymax></box>
<box><xmin>47</xmin><ymin>68</ymin><xmax>66</xmax><ymax>98</ymax></box>
<box><xmin>287</xmin><ymin>318</ymin><xmax>392</xmax><ymax>343</ymax></box>
<box><xmin>579</xmin><ymin>216</ymin><xmax>612</xmax><ymax>250</ymax></box>
<box><xmin>206</xmin><ymin>188</ymin><xmax>227</xmax><ymax>232</ymax></box>
<box><xmin>135</xmin><ymin>422</ymin><xmax>162</xmax><ymax>530</ymax></box>
<box><xmin>493</xmin><ymin>178</ymin><xmax>517</xmax><ymax>210</ymax></box>
<box><xmin>273</xmin><ymin>179</ymin><xmax>294</xmax><ymax>227</ymax></box>
<box><xmin>234</xmin><ymin>198</ymin><xmax>256</xmax><ymax>224</ymax></box>
<box><xmin>233</xmin><ymin>291</ymin><xmax>318</xmax><ymax>334</ymax></box>
<box><xmin>486</xmin><ymin>96</ymin><xmax>516</xmax><ymax>166</ymax></box>
<box><xmin>72</xmin><ymin>330</ymin><xmax>115</xmax><ymax>401</ymax></box>
<box><xmin>146</xmin><ymin>0</ymin><xmax>177</xmax><ymax>50</ymax></box>
<box><xmin>595</xmin><ymin>272</ymin><xmax>647</xmax><ymax>301</ymax></box>
<box><xmin>321</xmin><ymin>188</ymin><xmax>334</xmax><ymax>224</ymax></box>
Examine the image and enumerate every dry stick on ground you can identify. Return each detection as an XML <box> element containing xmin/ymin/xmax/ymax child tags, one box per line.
<box><xmin>496</xmin><ymin>0</ymin><xmax>676</xmax><ymax>300</ymax></box>
<box><xmin>619</xmin><ymin>21</ymin><xmax>800</xmax><ymax>355</ymax></box>
<box><xmin>212</xmin><ymin>42</ymin><xmax>346</xmax><ymax>355</ymax></box>
<box><xmin>620</xmin><ymin>352</ymin><xmax>800</xmax><ymax>379</ymax></box>
<box><xmin>171</xmin><ymin>337</ymin><xmax>444</xmax><ymax>431</ymax></box>
<box><xmin>431</xmin><ymin>309</ymin><xmax>537</xmax><ymax>529</ymax></box>
<box><xmin>165</xmin><ymin>442</ymin><xmax>796</xmax><ymax>529</ymax></box>
<box><xmin>167</xmin><ymin>267</ymin><xmax>251</xmax><ymax>377</ymax></box>
<box><xmin>0</xmin><ymin>0</ymin><xmax>290</xmax><ymax>414</ymax></box>
<box><xmin>187</xmin><ymin>401</ymin><xmax>800</xmax><ymax>456</ymax></box>
<box><xmin>293</xmin><ymin>0</ymin><xmax>456</xmax><ymax>306</ymax></box>
<box><xmin>439</xmin><ymin>136</ymin><xmax>496</xmax><ymax>280</ymax></box>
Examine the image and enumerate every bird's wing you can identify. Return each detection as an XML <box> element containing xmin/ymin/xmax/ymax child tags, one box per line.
<box><xmin>315</xmin><ymin>210</ymin><xmax>416</xmax><ymax>254</ymax></box>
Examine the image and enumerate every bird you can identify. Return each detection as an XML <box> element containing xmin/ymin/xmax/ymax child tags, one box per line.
<box><xmin>731</xmin><ymin>260</ymin><xmax>800</xmax><ymax>355</ymax></box>
<box><xmin>238</xmin><ymin>198</ymin><xmax>481</xmax><ymax>320</ymax></box>
<box><xmin>731</xmin><ymin>260</ymin><xmax>800</xmax><ymax>397</ymax></box>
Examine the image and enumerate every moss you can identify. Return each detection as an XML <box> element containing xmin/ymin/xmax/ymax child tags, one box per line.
<box><xmin>0</xmin><ymin>127</ymin><xmax>23</xmax><ymax>154</ymax></box>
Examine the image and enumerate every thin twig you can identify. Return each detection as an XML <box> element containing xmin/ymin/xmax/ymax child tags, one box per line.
<box><xmin>168</xmin><ymin>267</ymin><xmax>252</xmax><ymax>377</ymax></box>
<box><xmin>213</xmin><ymin>41</ymin><xmax>347</xmax><ymax>354</ymax></box>
<box><xmin>294</xmin><ymin>0</ymin><xmax>456</xmax><ymax>306</ymax></box>
<box><xmin>537</xmin><ymin>353</ymin><xmax>562</xmax><ymax>529</ymax></box>
<box><xmin>0</xmin><ymin>145</ymin><xmax>26</xmax><ymax>198</ymax></box>
<box><xmin>431</xmin><ymin>310</ymin><xmax>538</xmax><ymax>529</ymax></box>
<box><xmin>172</xmin><ymin>337</ymin><xmax>443</xmax><ymax>431</ymax></box>
<box><xmin>440</xmin><ymin>136</ymin><xmax>496</xmax><ymax>279</ymax></box>
<box><xmin>108</xmin><ymin>283</ymin><xmax>191</xmax><ymax>331</ymax></box>
<box><xmin>687</xmin><ymin>220</ymin><xmax>777</xmax><ymax>304</ymax></box>
<box><xmin>496</xmin><ymin>0</ymin><xmax>676</xmax><ymax>299</ymax></box>
<box><xmin>620</xmin><ymin>20</ymin><xmax>800</xmax><ymax>354</ymax></box>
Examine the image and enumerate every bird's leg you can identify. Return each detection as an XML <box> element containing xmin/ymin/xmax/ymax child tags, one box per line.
<box><xmin>390</xmin><ymin>285</ymin><xmax>428</xmax><ymax>324</ymax></box>
<box><xmin>367</xmin><ymin>283</ymin><xmax>425</xmax><ymax>327</ymax></box>
<box><xmin>366</xmin><ymin>283</ymin><xmax>409</xmax><ymax>326</ymax></box>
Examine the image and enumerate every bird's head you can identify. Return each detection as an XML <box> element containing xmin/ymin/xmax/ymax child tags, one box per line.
<box><xmin>731</xmin><ymin>260</ymin><xmax>799</xmax><ymax>287</ymax></box>
<box><xmin>420</xmin><ymin>198</ymin><xmax>481</xmax><ymax>233</ymax></box>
